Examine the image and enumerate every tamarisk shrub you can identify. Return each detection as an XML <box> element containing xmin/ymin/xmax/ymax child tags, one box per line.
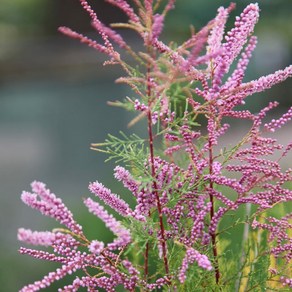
<box><xmin>18</xmin><ymin>1</ymin><xmax>292</xmax><ymax>291</ymax></box>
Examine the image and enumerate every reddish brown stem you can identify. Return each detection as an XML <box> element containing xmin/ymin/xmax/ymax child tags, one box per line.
<box><xmin>208</xmin><ymin>139</ymin><xmax>220</xmax><ymax>284</ymax></box>
<box><xmin>147</xmin><ymin>108</ymin><xmax>170</xmax><ymax>276</ymax></box>
<box><xmin>143</xmin><ymin>35</ymin><xmax>170</xmax><ymax>278</ymax></box>
<box><xmin>144</xmin><ymin>241</ymin><xmax>149</xmax><ymax>281</ymax></box>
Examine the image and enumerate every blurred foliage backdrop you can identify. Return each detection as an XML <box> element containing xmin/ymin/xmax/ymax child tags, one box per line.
<box><xmin>0</xmin><ymin>0</ymin><xmax>291</xmax><ymax>290</ymax></box>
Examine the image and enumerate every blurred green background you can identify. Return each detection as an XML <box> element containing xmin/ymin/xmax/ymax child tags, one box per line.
<box><xmin>0</xmin><ymin>0</ymin><xmax>291</xmax><ymax>290</ymax></box>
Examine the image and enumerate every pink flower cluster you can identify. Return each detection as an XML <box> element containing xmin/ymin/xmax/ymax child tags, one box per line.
<box><xmin>18</xmin><ymin>182</ymin><xmax>137</xmax><ymax>291</ymax></box>
<box><xmin>179</xmin><ymin>248</ymin><xmax>212</xmax><ymax>283</ymax></box>
<box><xmin>21</xmin><ymin>181</ymin><xmax>82</xmax><ymax>235</ymax></box>
<box><xmin>252</xmin><ymin>215</ymin><xmax>292</xmax><ymax>263</ymax></box>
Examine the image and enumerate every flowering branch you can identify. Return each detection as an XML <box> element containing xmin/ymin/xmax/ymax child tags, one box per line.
<box><xmin>18</xmin><ymin>1</ymin><xmax>292</xmax><ymax>291</ymax></box>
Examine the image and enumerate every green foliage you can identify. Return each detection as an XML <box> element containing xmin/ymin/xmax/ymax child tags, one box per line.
<box><xmin>91</xmin><ymin>131</ymin><xmax>147</xmax><ymax>173</ymax></box>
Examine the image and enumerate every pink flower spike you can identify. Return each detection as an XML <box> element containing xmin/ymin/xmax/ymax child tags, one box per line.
<box><xmin>92</xmin><ymin>21</ymin><xmax>127</xmax><ymax>49</ymax></box>
<box><xmin>59</xmin><ymin>276</ymin><xmax>100</xmax><ymax>292</ymax></box>
<box><xmin>89</xmin><ymin>181</ymin><xmax>132</xmax><ymax>217</ymax></box>
<box><xmin>19</xmin><ymin>247</ymin><xmax>67</xmax><ymax>263</ymax></box>
<box><xmin>265</xmin><ymin>106</ymin><xmax>292</xmax><ymax>132</ymax></box>
<box><xmin>21</xmin><ymin>182</ymin><xmax>82</xmax><ymax>235</ymax></box>
<box><xmin>19</xmin><ymin>259</ymin><xmax>84</xmax><ymax>292</ymax></box>
<box><xmin>84</xmin><ymin>198</ymin><xmax>131</xmax><ymax>249</ymax></box>
<box><xmin>282</xmin><ymin>141</ymin><xmax>292</xmax><ymax>158</ymax></box>
<box><xmin>105</xmin><ymin>0</ymin><xmax>140</xmax><ymax>23</ymax></box>
<box><xmin>240</xmin><ymin>65</ymin><xmax>292</xmax><ymax>98</ymax></box>
<box><xmin>58</xmin><ymin>27</ymin><xmax>119</xmax><ymax>60</ymax></box>
<box><xmin>30</xmin><ymin>181</ymin><xmax>49</xmax><ymax>197</ymax></box>
<box><xmin>114</xmin><ymin>166</ymin><xmax>139</xmax><ymax>196</ymax></box>
<box><xmin>183</xmin><ymin>25</ymin><xmax>211</xmax><ymax>71</ymax></box>
<box><xmin>179</xmin><ymin>248</ymin><xmax>212</xmax><ymax>283</ymax></box>
<box><xmin>144</xmin><ymin>0</ymin><xmax>153</xmax><ymax>25</ymax></box>
<box><xmin>207</xmin><ymin>5</ymin><xmax>231</xmax><ymax>55</ymax></box>
<box><xmin>152</xmin><ymin>14</ymin><xmax>164</xmax><ymax>40</ymax></box>
<box><xmin>222</xmin><ymin>3</ymin><xmax>259</xmax><ymax>74</ymax></box>
<box><xmin>79</xmin><ymin>0</ymin><xmax>99</xmax><ymax>23</ymax></box>
<box><xmin>18</xmin><ymin>228</ymin><xmax>58</xmax><ymax>247</ymax></box>
<box><xmin>164</xmin><ymin>0</ymin><xmax>175</xmax><ymax>14</ymax></box>
<box><xmin>223</xmin><ymin>35</ymin><xmax>257</xmax><ymax>90</ymax></box>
